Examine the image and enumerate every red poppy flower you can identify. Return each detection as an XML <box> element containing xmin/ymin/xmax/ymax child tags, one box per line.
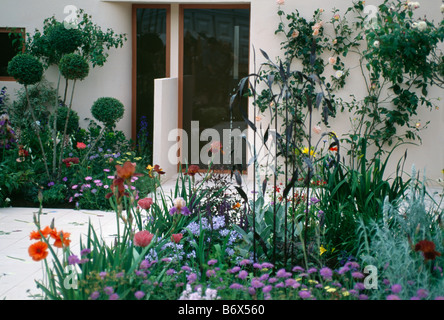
<box><xmin>134</xmin><ymin>230</ymin><xmax>154</xmax><ymax>247</ymax></box>
<box><xmin>62</xmin><ymin>157</ymin><xmax>80</xmax><ymax>168</ymax></box>
<box><xmin>76</xmin><ymin>142</ymin><xmax>87</xmax><ymax>149</ymax></box>
<box><xmin>138</xmin><ymin>197</ymin><xmax>153</xmax><ymax>210</ymax></box>
<box><xmin>329</xmin><ymin>146</ymin><xmax>338</xmax><ymax>152</ymax></box>
<box><xmin>171</xmin><ymin>233</ymin><xmax>183</xmax><ymax>244</ymax></box>
<box><xmin>415</xmin><ymin>240</ymin><xmax>441</xmax><ymax>262</ymax></box>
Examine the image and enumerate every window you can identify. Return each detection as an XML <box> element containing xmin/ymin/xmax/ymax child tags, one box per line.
<box><xmin>0</xmin><ymin>28</ymin><xmax>25</xmax><ymax>81</ymax></box>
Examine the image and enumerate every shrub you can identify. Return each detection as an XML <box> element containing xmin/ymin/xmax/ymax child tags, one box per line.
<box><xmin>55</xmin><ymin>106</ymin><xmax>79</xmax><ymax>135</ymax></box>
<box><xmin>46</xmin><ymin>22</ymin><xmax>82</xmax><ymax>55</ymax></box>
<box><xmin>7</xmin><ymin>54</ymin><xmax>43</xmax><ymax>86</ymax></box>
<box><xmin>59</xmin><ymin>53</ymin><xmax>89</xmax><ymax>80</ymax></box>
<box><xmin>91</xmin><ymin>97</ymin><xmax>124</xmax><ymax>130</ymax></box>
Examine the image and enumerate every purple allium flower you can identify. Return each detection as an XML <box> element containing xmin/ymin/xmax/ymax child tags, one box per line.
<box><xmin>292</xmin><ymin>266</ymin><xmax>304</xmax><ymax>273</ymax></box>
<box><xmin>320</xmin><ymin>267</ymin><xmax>333</xmax><ymax>279</ymax></box>
<box><xmin>251</xmin><ymin>278</ymin><xmax>264</xmax><ymax>288</ymax></box>
<box><xmin>134</xmin><ymin>291</ymin><xmax>145</xmax><ymax>300</ymax></box>
<box><xmin>85</xmin><ymin>176</ymin><xmax>92</xmax><ymax>181</ymax></box>
<box><xmin>262</xmin><ymin>285</ymin><xmax>273</xmax><ymax>294</ymax></box>
<box><xmin>248</xmin><ymin>287</ymin><xmax>256</xmax><ymax>295</ymax></box>
<box><xmin>108</xmin><ymin>293</ymin><xmax>119</xmax><ymax>300</ymax></box>
<box><xmin>259</xmin><ymin>274</ymin><xmax>269</xmax><ymax>282</ymax></box>
<box><xmin>161</xmin><ymin>258</ymin><xmax>171</xmax><ymax>263</ymax></box>
<box><xmin>62</xmin><ymin>177</ymin><xmax>68</xmax><ymax>182</ymax></box>
<box><xmin>206</xmin><ymin>269</ymin><xmax>216</xmax><ymax>277</ymax></box>
<box><xmin>239</xmin><ymin>259</ymin><xmax>252</xmax><ymax>266</ymax></box>
<box><xmin>99</xmin><ymin>271</ymin><xmax>107</xmax><ymax>279</ymax></box>
<box><xmin>116</xmin><ymin>272</ymin><xmax>124</xmax><ymax>278</ymax></box>
<box><xmin>229</xmin><ymin>283</ymin><xmax>244</xmax><ymax>290</ymax></box>
<box><xmin>48</xmin><ymin>181</ymin><xmax>55</xmax><ymax>187</ymax></box>
<box><xmin>276</xmin><ymin>268</ymin><xmax>292</xmax><ymax>278</ymax></box>
<box><xmin>345</xmin><ymin>261</ymin><xmax>360</xmax><ymax>270</ymax></box>
<box><xmin>310</xmin><ymin>197</ymin><xmax>320</xmax><ymax>204</ymax></box>
<box><xmin>268</xmin><ymin>277</ymin><xmax>278</xmax><ymax>284</ymax></box>
<box><xmin>435</xmin><ymin>296</ymin><xmax>444</xmax><ymax>300</ymax></box>
<box><xmin>391</xmin><ymin>284</ymin><xmax>402</xmax><ymax>294</ymax></box>
<box><xmin>261</xmin><ymin>262</ymin><xmax>274</xmax><ymax>269</ymax></box>
<box><xmin>166</xmin><ymin>269</ymin><xmax>176</xmax><ymax>276</ymax></box>
<box><xmin>383</xmin><ymin>278</ymin><xmax>390</xmax><ymax>286</ymax></box>
<box><xmin>416</xmin><ymin>289</ymin><xmax>429</xmax><ymax>299</ymax></box>
<box><xmin>354</xmin><ymin>283</ymin><xmax>365</xmax><ymax>290</ymax></box>
<box><xmin>68</xmin><ymin>255</ymin><xmax>80</xmax><ymax>265</ymax></box>
<box><xmin>348</xmin><ymin>289</ymin><xmax>358</xmax><ymax>296</ymax></box>
<box><xmin>307</xmin><ymin>267</ymin><xmax>317</xmax><ymax>274</ymax></box>
<box><xmin>338</xmin><ymin>266</ymin><xmax>350</xmax><ymax>275</ymax></box>
<box><xmin>140</xmin><ymin>260</ymin><xmax>149</xmax><ymax>270</ymax></box>
<box><xmin>181</xmin><ymin>266</ymin><xmax>191</xmax><ymax>272</ymax></box>
<box><xmin>187</xmin><ymin>273</ymin><xmax>197</xmax><ymax>283</ymax></box>
<box><xmin>285</xmin><ymin>278</ymin><xmax>297</xmax><ymax>287</ymax></box>
<box><xmin>351</xmin><ymin>271</ymin><xmax>365</xmax><ymax>279</ymax></box>
<box><xmin>104</xmin><ymin>286</ymin><xmax>114</xmax><ymax>295</ymax></box>
<box><xmin>208</xmin><ymin>259</ymin><xmax>218</xmax><ymax>266</ymax></box>
<box><xmin>359</xmin><ymin>294</ymin><xmax>369</xmax><ymax>300</ymax></box>
<box><xmin>410</xmin><ymin>296</ymin><xmax>420</xmax><ymax>300</ymax></box>
<box><xmin>386</xmin><ymin>294</ymin><xmax>400</xmax><ymax>300</ymax></box>
<box><xmin>299</xmin><ymin>290</ymin><xmax>311</xmax><ymax>299</ymax></box>
<box><xmin>90</xmin><ymin>291</ymin><xmax>100</xmax><ymax>300</ymax></box>
<box><xmin>238</xmin><ymin>270</ymin><xmax>248</xmax><ymax>280</ymax></box>
<box><xmin>275</xmin><ymin>282</ymin><xmax>285</xmax><ymax>289</ymax></box>
<box><xmin>80</xmin><ymin>248</ymin><xmax>91</xmax><ymax>256</ymax></box>
<box><xmin>229</xmin><ymin>266</ymin><xmax>241</xmax><ymax>273</ymax></box>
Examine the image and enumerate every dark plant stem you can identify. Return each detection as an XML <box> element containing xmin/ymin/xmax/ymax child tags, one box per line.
<box><xmin>57</xmin><ymin>79</ymin><xmax>76</xmax><ymax>180</ymax></box>
<box><xmin>25</xmin><ymin>85</ymin><xmax>50</xmax><ymax>180</ymax></box>
<box><xmin>52</xmin><ymin>71</ymin><xmax>61</xmax><ymax>177</ymax></box>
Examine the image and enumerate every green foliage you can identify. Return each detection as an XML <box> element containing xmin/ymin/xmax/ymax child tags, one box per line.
<box><xmin>7</xmin><ymin>54</ymin><xmax>43</xmax><ymax>86</ymax></box>
<box><xmin>46</xmin><ymin>22</ymin><xmax>83</xmax><ymax>55</ymax></box>
<box><xmin>54</xmin><ymin>106</ymin><xmax>79</xmax><ymax>135</ymax></box>
<box><xmin>59</xmin><ymin>53</ymin><xmax>89</xmax><ymax>80</ymax></box>
<box><xmin>357</xmin><ymin>170</ymin><xmax>444</xmax><ymax>299</ymax></box>
<box><xmin>91</xmin><ymin>97</ymin><xmax>124</xmax><ymax>130</ymax></box>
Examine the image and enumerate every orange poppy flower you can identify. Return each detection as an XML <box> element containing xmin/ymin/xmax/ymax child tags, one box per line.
<box><xmin>415</xmin><ymin>240</ymin><xmax>441</xmax><ymax>262</ymax></box>
<box><xmin>28</xmin><ymin>241</ymin><xmax>49</xmax><ymax>261</ymax></box>
<box><xmin>29</xmin><ymin>226</ymin><xmax>53</xmax><ymax>240</ymax></box>
<box><xmin>50</xmin><ymin>229</ymin><xmax>71</xmax><ymax>248</ymax></box>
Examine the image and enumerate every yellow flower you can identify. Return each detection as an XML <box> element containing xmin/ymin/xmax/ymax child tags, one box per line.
<box><xmin>116</xmin><ymin>161</ymin><xmax>123</xmax><ymax>165</ymax></box>
<box><xmin>320</xmin><ymin>245</ymin><xmax>327</xmax><ymax>256</ymax></box>
<box><xmin>342</xmin><ymin>290</ymin><xmax>350</xmax><ymax>297</ymax></box>
<box><xmin>301</xmin><ymin>147</ymin><xmax>316</xmax><ymax>157</ymax></box>
<box><xmin>326</xmin><ymin>287</ymin><xmax>337</xmax><ymax>293</ymax></box>
<box><xmin>308</xmin><ymin>280</ymin><xmax>319</xmax><ymax>284</ymax></box>
<box><xmin>134</xmin><ymin>157</ymin><xmax>142</xmax><ymax>161</ymax></box>
<box><xmin>126</xmin><ymin>152</ymin><xmax>132</xmax><ymax>156</ymax></box>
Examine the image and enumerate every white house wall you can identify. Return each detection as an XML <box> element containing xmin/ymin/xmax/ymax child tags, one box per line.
<box><xmin>1</xmin><ymin>0</ymin><xmax>443</xmax><ymax>184</ymax></box>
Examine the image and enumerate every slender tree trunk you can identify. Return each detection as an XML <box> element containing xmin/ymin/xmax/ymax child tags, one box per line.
<box><xmin>25</xmin><ymin>85</ymin><xmax>50</xmax><ymax>180</ymax></box>
<box><xmin>57</xmin><ymin>79</ymin><xmax>76</xmax><ymax>180</ymax></box>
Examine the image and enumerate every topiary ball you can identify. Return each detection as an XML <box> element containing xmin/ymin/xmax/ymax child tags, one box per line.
<box><xmin>91</xmin><ymin>97</ymin><xmax>125</xmax><ymax>129</ymax></box>
<box><xmin>47</xmin><ymin>23</ymin><xmax>82</xmax><ymax>55</ymax></box>
<box><xmin>59</xmin><ymin>53</ymin><xmax>89</xmax><ymax>80</ymax></box>
<box><xmin>7</xmin><ymin>54</ymin><xmax>43</xmax><ymax>86</ymax></box>
<box><xmin>54</xmin><ymin>105</ymin><xmax>80</xmax><ymax>134</ymax></box>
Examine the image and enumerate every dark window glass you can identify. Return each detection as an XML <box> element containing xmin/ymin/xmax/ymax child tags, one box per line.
<box><xmin>0</xmin><ymin>30</ymin><xmax>23</xmax><ymax>78</ymax></box>
<box><xmin>136</xmin><ymin>9</ymin><xmax>167</xmax><ymax>159</ymax></box>
<box><xmin>183</xmin><ymin>9</ymin><xmax>250</xmax><ymax>170</ymax></box>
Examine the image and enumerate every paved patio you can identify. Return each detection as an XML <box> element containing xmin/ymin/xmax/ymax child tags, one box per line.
<box><xmin>0</xmin><ymin>206</ymin><xmax>121</xmax><ymax>300</ymax></box>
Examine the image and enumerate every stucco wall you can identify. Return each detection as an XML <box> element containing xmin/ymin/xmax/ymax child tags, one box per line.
<box><xmin>1</xmin><ymin>0</ymin><xmax>443</xmax><ymax>184</ymax></box>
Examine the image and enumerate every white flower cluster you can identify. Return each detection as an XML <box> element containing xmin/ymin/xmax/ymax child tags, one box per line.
<box><xmin>179</xmin><ymin>284</ymin><xmax>220</xmax><ymax>300</ymax></box>
<box><xmin>441</xmin><ymin>4</ymin><xmax>444</xmax><ymax>13</ymax></box>
<box><xmin>407</xmin><ymin>1</ymin><xmax>420</xmax><ymax>10</ymax></box>
<box><xmin>412</xmin><ymin>20</ymin><xmax>427</xmax><ymax>31</ymax></box>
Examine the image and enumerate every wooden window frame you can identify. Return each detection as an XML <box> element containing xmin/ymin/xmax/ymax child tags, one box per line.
<box><xmin>131</xmin><ymin>4</ymin><xmax>171</xmax><ymax>142</ymax></box>
<box><xmin>0</xmin><ymin>27</ymin><xmax>26</xmax><ymax>81</ymax></box>
<box><xmin>178</xmin><ymin>4</ymin><xmax>251</xmax><ymax>174</ymax></box>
